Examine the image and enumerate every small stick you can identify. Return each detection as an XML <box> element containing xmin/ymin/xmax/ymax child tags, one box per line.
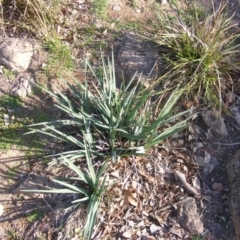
<box><xmin>157</xmin><ymin>197</ymin><xmax>193</xmax><ymax>212</ymax></box>
<box><xmin>212</xmin><ymin>142</ymin><xmax>240</xmax><ymax>146</ymax></box>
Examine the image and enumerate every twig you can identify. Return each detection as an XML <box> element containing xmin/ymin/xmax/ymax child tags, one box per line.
<box><xmin>212</xmin><ymin>142</ymin><xmax>240</xmax><ymax>146</ymax></box>
<box><xmin>157</xmin><ymin>197</ymin><xmax>193</xmax><ymax>212</ymax></box>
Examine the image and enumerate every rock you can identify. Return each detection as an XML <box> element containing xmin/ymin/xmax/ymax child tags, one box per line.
<box><xmin>212</xmin><ymin>182</ymin><xmax>223</xmax><ymax>192</ymax></box>
<box><xmin>115</xmin><ymin>33</ymin><xmax>163</xmax><ymax>88</ymax></box>
<box><xmin>226</xmin><ymin>149</ymin><xmax>240</xmax><ymax>240</ymax></box>
<box><xmin>200</xmin><ymin>110</ymin><xmax>228</xmax><ymax>136</ymax></box>
<box><xmin>0</xmin><ymin>38</ymin><xmax>34</xmax><ymax>72</ymax></box>
<box><xmin>176</xmin><ymin>197</ymin><xmax>203</xmax><ymax>234</ymax></box>
<box><xmin>229</xmin><ymin>104</ymin><xmax>240</xmax><ymax>127</ymax></box>
<box><xmin>10</xmin><ymin>77</ymin><xmax>33</xmax><ymax>98</ymax></box>
<box><xmin>225</xmin><ymin>92</ymin><xmax>235</xmax><ymax>106</ymax></box>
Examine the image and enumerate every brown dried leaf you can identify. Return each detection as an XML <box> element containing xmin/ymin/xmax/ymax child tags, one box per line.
<box><xmin>125</xmin><ymin>189</ymin><xmax>138</xmax><ymax>207</ymax></box>
<box><xmin>138</xmin><ymin>170</ymin><xmax>155</xmax><ymax>183</ymax></box>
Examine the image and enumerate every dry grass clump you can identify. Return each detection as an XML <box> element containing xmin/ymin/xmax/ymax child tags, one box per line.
<box><xmin>1</xmin><ymin>0</ymin><xmax>63</xmax><ymax>37</ymax></box>
<box><xmin>153</xmin><ymin>1</ymin><xmax>240</xmax><ymax>108</ymax></box>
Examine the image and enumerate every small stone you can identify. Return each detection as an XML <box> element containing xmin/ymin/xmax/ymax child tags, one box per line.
<box><xmin>76</xmin><ymin>0</ymin><xmax>85</xmax><ymax>3</ymax></box>
<box><xmin>177</xmin><ymin>197</ymin><xmax>203</xmax><ymax>234</ymax></box>
<box><xmin>212</xmin><ymin>182</ymin><xmax>223</xmax><ymax>192</ymax></box>
<box><xmin>112</xmin><ymin>5</ymin><xmax>121</xmax><ymax>11</ymax></box>
<box><xmin>200</xmin><ymin>110</ymin><xmax>228</xmax><ymax>136</ymax></box>
<box><xmin>10</xmin><ymin>77</ymin><xmax>32</xmax><ymax>98</ymax></box>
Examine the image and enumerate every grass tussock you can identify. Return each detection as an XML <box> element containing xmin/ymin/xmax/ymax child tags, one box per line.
<box><xmin>2</xmin><ymin>0</ymin><xmax>63</xmax><ymax>37</ymax></box>
<box><xmin>1</xmin><ymin>0</ymin><xmax>74</xmax><ymax>75</ymax></box>
<box><xmin>152</xmin><ymin>1</ymin><xmax>240</xmax><ymax>107</ymax></box>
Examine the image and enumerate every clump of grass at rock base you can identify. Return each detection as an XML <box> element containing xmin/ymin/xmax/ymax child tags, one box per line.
<box><xmin>23</xmin><ymin>52</ymin><xmax>195</xmax><ymax>239</ymax></box>
<box><xmin>151</xmin><ymin>0</ymin><xmax>240</xmax><ymax>109</ymax></box>
<box><xmin>1</xmin><ymin>0</ymin><xmax>75</xmax><ymax>76</ymax></box>
<box><xmin>1</xmin><ymin>0</ymin><xmax>62</xmax><ymax>37</ymax></box>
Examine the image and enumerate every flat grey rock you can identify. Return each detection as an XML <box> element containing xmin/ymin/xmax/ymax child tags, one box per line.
<box><xmin>200</xmin><ymin>110</ymin><xmax>228</xmax><ymax>136</ymax></box>
<box><xmin>115</xmin><ymin>33</ymin><xmax>164</xmax><ymax>88</ymax></box>
<box><xmin>0</xmin><ymin>38</ymin><xmax>35</xmax><ymax>72</ymax></box>
<box><xmin>176</xmin><ymin>197</ymin><xmax>204</xmax><ymax>234</ymax></box>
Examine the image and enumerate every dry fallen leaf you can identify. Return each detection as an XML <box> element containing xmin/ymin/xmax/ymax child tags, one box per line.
<box><xmin>138</xmin><ymin>170</ymin><xmax>155</xmax><ymax>183</ymax></box>
<box><xmin>122</xmin><ymin>231</ymin><xmax>132</xmax><ymax>238</ymax></box>
<box><xmin>0</xmin><ymin>204</ymin><xmax>3</xmax><ymax>216</ymax></box>
<box><xmin>125</xmin><ymin>189</ymin><xmax>138</xmax><ymax>206</ymax></box>
<box><xmin>110</xmin><ymin>171</ymin><xmax>119</xmax><ymax>178</ymax></box>
<box><xmin>195</xmin><ymin>156</ymin><xmax>205</xmax><ymax>166</ymax></box>
<box><xmin>192</xmin><ymin>176</ymin><xmax>201</xmax><ymax>191</ymax></box>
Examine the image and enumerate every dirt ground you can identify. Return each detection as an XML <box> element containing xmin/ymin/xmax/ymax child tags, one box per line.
<box><xmin>1</xmin><ymin>0</ymin><xmax>240</xmax><ymax>239</ymax></box>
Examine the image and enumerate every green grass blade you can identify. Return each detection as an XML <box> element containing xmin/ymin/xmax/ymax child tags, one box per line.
<box><xmin>71</xmin><ymin>197</ymin><xmax>89</xmax><ymax>204</ymax></box>
<box><xmin>60</xmin><ymin>155</ymin><xmax>92</xmax><ymax>184</ymax></box>
<box><xmin>22</xmin><ymin>189</ymin><xmax>79</xmax><ymax>194</ymax></box>
<box><xmin>52</xmin><ymin>178</ymin><xmax>90</xmax><ymax>195</ymax></box>
<box><xmin>83</xmin><ymin>137</ymin><xmax>96</xmax><ymax>183</ymax></box>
